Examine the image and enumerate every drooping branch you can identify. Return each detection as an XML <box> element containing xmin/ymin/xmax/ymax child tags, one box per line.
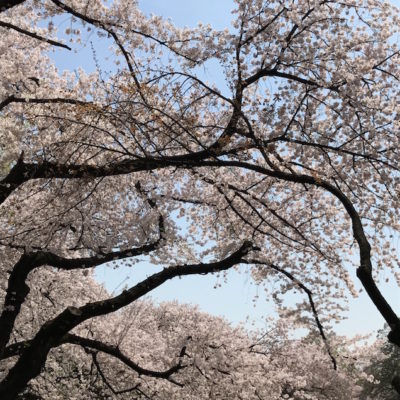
<box><xmin>200</xmin><ymin>160</ymin><xmax>399</xmax><ymax>340</ymax></box>
<box><xmin>0</xmin><ymin>241</ymin><xmax>258</xmax><ymax>400</ymax></box>
<box><xmin>49</xmin><ymin>0</ymin><xmax>144</xmax><ymax>93</ymax></box>
<box><xmin>0</xmin><ymin>21</ymin><xmax>71</xmax><ymax>49</ymax></box>
<box><xmin>268</xmin><ymin>136</ymin><xmax>400</xmax><ymax>171</ymax></box>
<box><xmin>89</xmin><ymin>351</ymin><xmax>144</xmax><ymax>396</ymax></box>
<box><xmin>67</xmin><ymin>334</ymin><xmax>185</xmax><ymax>383</ymax></box>
<box><xmin>245</xmin><ymin>259</ymin><xmax>337</xmax><ymax>370</ymax></box>
<box><xmin>113</xmin><ymin>155</ymin><xmax>400</xmax><ymax>345</ymax></box>
<box><xmin>49</xmin><ymin>0</ymin><xmax>198</xmax><ymax>64</ymax></box>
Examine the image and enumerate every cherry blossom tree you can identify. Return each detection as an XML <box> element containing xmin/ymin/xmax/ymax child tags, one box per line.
<box><xmin>2</xmin><ymin>0</ymin><xmax>400</xmax><ymax>398</ymax></box>
<box><xmin>1</xmin><ymin>268</ymin><xmax>361</xmax><ymax>400</ymax></box>
<box><xmin>358</xmin><ymin>325</ymin><xmax>400</xmax><ymax>399</ymax></box>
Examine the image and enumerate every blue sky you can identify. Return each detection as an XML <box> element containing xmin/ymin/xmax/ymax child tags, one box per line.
<box><xmin>49</xmin><ymin>0</ymin><xmax>400</xmax><ymax>337</ymax></box>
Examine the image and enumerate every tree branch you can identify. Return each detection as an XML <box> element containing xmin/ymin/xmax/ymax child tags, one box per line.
<box><xmin>50</xmin><ymin>0</ymin><xmax>198</xmax><ymax>63</ymax></box>
<box><xmin>0</xmin><ymin>135</ymin><xmax>238</xmax><ymax>206</ymax></box>
<box><xmin>0</xmin><ymin>95</ymin><xmax>88</xmax><ymax>112</ymax></box>
<box><xmin>0</xmin><ymin>241</ymin><xmax>258</xmax><ymax>400</ymax></box>
<box><xmin>0</xmin><ymin>0</ymin><xmax>25</xmax><ymax>12</ymax></box>
<box><xmin>67</xmin><ymin>334</ymin><xmax>184</xmax><ymax>383</ymax></box>
<box><xmin>0</xmin><ymin>21</ymin><xmax>71</xmax><ymax>49</ymax></box>
<box><xmin>243</xmin><ymin>67</ymin><xmax>340</xmax><ymax>92</ymax></box>
<box><xmin>2</xmin><ymin>330</ymin><xmax>187</xmax><ymax>386</ymax></box>
<box><xmin>0</xmin><ymin>238</ymin><xmax>162</xmax><ymax>359</ymax></box>
<box><xmin>245</xmin><ymin>259</ymin><xmax>337</xmax><ymax>370</ymax></box>
<box><xmin>0</xmin><ymin>130</ymin><xmax>397</xmax><ymax>356</ymax></box>
<box><xmin>2</xmin><ymin>334</ymin><xmax>187</xmax><ymax>391</ymax></box>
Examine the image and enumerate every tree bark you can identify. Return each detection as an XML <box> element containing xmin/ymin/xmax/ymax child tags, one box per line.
<box><xmin>0</xmin><ymin>0</ymin><xmax>25</xmax><ymax>12</ymax></box>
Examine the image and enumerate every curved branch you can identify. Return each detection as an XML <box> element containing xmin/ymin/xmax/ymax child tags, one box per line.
<box><xmin>49</xmin><ymin>0</ymin><xmax>145</xmax><ymax>96</ymax></box>
<box><xmin>1</xmin><ymin>145</ymin><xmax>397</xmax><ymax>347</ymax></box>
<box><xmin>67</xmin><ymin>334</ymin><xmax>184</xmax><ymax>382</ymax></box>
<box><xmin>89</xmin><ymin>351</ymin><xmax>144</xmax><ymax>396</ymax></box>
<box><xmin>245</xmin><ymin>259</ymin><xmax>337</xmax><ymax>370</ymax></box>
<box><xmin>243</xmin><ymin>68</ymin><xmax>322</xmax><ymax>88</ymax></box>
<box><xmin>242</xmin><ymin>66</ymin><xmax>341</xmax><ymax>93</ymax></box>
<box><xmin>0</xmin><ymin>128</ymin><xmax>240</xmax><ymax>206</ymax></box>
<box><xmin>0</xmin><ymin>241</ymin><xmax>258</xmax><ymax>400</ymax></box>
<box><xmin>2</xmin><ymin>334</ymin><xmax>185</xmax><ymax>387</ymax></box>
<box><xmin>50</xmin><ymin>0</ymin><xmax>197</xmax><ymax>63</ymax></box>
<box><xmin>1</xmin><ymin>155</ymin><xmax>372</xmax><ymax>269</ymax></box>
<box><xmin>269</xmin><ymin>136</ymin><xmax>399</xmax><ymax>171</ymax></box>
<box><xmin>0</xmin><ymin>237</ymin><xmax>162</xmax><ymax>359</ymax></box>
<box><xmin>0</xmin><ymin>21</ymin><xmax>71</xmax><ymax>49</ymax></box>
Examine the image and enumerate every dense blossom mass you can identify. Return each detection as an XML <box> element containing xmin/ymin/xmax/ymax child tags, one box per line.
<box><xmin>1</xmin><ymin>0</ymin><xmax>400</xmax><ymax>398</ymax></box>
<box><xmin>1</xmin><ymin>268</ymin><xmax>368</xmax><ymax>399</ymax></box>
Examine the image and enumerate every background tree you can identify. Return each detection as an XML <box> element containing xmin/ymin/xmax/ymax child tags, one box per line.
<box><xmin>2</xmin><ymin>0</ymin><xmax>400</xmax><ymax>398</ymax></box>
<box><xmin>2</xmin><ymin>269</ymin><xmax>361</xmax><ymax>400</ymax></box>
<box><xmin>358</xmin><ymin>325</ymin><xmax>400</xmax><ymax>399</ymax></box>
